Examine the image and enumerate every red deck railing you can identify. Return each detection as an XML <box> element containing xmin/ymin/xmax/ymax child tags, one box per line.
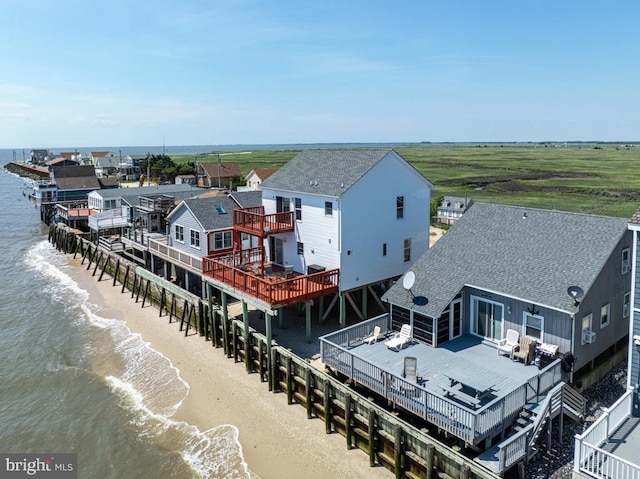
<box><xmin>202</xmin><ymin>256</ymin><xmax>339</xmax><ymax>308</ymax></box>
<box><xmin>233</xmin><ymin>207</ymin><xmax>294</xmax><ymax>236</ymax></box>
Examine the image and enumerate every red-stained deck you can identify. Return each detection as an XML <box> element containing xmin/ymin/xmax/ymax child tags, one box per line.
<box><xmin>202</xmin><ymin>250</ymin><xmax>339</xmax><ymax>308</ymax></box>
<box><xmin>233</xmin><ymin>206</ymin><xmax>294</xmax><ymax>236</ymax></box>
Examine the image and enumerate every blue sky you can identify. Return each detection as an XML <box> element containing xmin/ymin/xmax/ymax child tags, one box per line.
<box><xmin>1</xmin><ymin>0</ymin><xmax>638</xmax><ymax>148</ymax></box>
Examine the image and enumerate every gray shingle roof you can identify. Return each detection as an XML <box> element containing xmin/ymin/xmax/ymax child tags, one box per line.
<box><xmin>383</xmin><ymin>203</ymin><xmax>629</xmax><ymax>317</ymax></box>
<box><xmin>96</xmin><ymin>184</ymin><xmax>202</xmax><ymax>206</ymax></box>
<box><xmin>181</xmin><ymin>196</ymin><xmax>242</xmax><ymax>231</ymax></box>
<box><xmin>229</xmin><ymin>190</ymin><xmax>263</xmax><ymax>208</ymax></box>
<box><xmin>261</xmin><ymin>149</ymin><xmax>396</xmax><ymax>197</ymax></box>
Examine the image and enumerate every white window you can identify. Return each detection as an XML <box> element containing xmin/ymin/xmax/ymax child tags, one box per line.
<box><xmin>524</xmin><ymin>313</ymin><xmax>543</xmax><ymax>342</ymax></box>
<box><xmin>582</xmin><ymin>313</ymin><xmax>592</xmax><ymax>345</ymax></box>
<box><xmin>190</xmin><ymin>229</ymin><xmax>200</xmax><ymax>248</ymax></box>
<box><xmin>214</xmin><ymin>231</ymin><xmax>232</xmax><ymax>250</ymax></box>
<box><xmin>397</xmin><ymin>196</ymin><xmax>404</xmax><ymax>219</ymax></box>
<box><xmin>622</xmin><ymin>247</ymin><xmax>630</xmax><ymax>274</ymax></box>
<box><xmin>294</xmin><ymin>198</ymin><xmax>302</xmax><ymax>221</ymax></box>
<box><xmin>403</xmin><ymin>238</ymin><xmax>411</xmax><ymax>262</ymax></box>
<box><xmin>600</xmin><ymin>303</ymin><xmax>610</xmax><ymax>328</ymax></box>
<box><xmin>175</xmin><ymin>225</ymin><xmax>184</xmax><ymax>242</ymax></box>
<box><xmin>624</xmin><ymin>292</ymin><xmax>630</xmax><ymax>317</ymax></box>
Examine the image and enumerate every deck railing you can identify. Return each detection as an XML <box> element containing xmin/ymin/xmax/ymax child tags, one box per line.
<box><xmin>202</xmin><ymin>255</ymin><xmax>339</xmax><ymax>308</ymax></box>
<box><xmin>148</xmin><ymin>238</ymin><xmax>202</xmax><ymax>272</ymax></box>
<box><xmin>233</xmin><ymin>207</ymin><xmax>294</xmax><ymax>235</ymax></box>
<box><xmin>320</xmin><ymin>315</ymin><xmax>563</xmax><ymax>447</ymax></box>
<box><xmin>574</xmin><ymin>389</ymin><xmax>639</xmax><ymax>479</ymax></box>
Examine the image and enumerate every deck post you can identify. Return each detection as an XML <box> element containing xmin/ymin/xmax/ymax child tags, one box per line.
<box><xmin>278</xmin><ymin>307</ymin><xmax>284</xmax><ymax>329</ymax></box>
<box><xmin>206</xmin><ymin>284</ymin><xmax>214</xmax><ymax>340</ymax></box>
<box><xmin>198</xmin><ymin>300</ymin><xmax>205</xmax><ymax>337</ymax></box>
<box><xmin>319</xmin><ymin>296</ymin><xmax>324</xmax><ymax>324</ymax></box>
<box><xmin>460</xmin><ymin>464</ymin><xmax>470</xmax><ymax>479</ymax></box>
<box><xmin>306</xmin><ymin>300</ymin><xmax>312</xmax><ymax>344</ymax></box>
<box><xmin>368</xmin><ymin>409</ymin><xmax>376</xmax><ymax>467</ymax></box>
<box><xmin>221</xmin><ymin>292</ymin><xmax>229</xmax><ymax>357</ymax></box>
<box><xmin>345</xmin><ymin>393</ymin><xmax>353</xmax><ymax>449</ymax></box>
<box><xmin>339</xmin><ymin>293</ymin><xmax>346</xmax><ymax>328</ymax></box>
<box><xmin>361</xmin><ymin>286</ymin><xmax>368</xmax><ymax>319</ymax></box>
<box><xmin>393</xmin><ymin>424</ymin><xmax>402</xmax><ymax>479</ymax></box>
<box><xmin>324</xmin><ymin>380</ymin><xmax>332</xmax><ymax>434</ymax></box>
<box><xmin>266</xmin><ymin>311</ymin><xmax>273</xmax><ymax>391</ymax></box>
<box><xmin>425</xmin><ymin>443</ymin><xmax>434</xmax><ymax>479</ymax></box>
<box><xmin>242</xmin><ymin>301</ymin><xmax>250</xmax><ymax>372</ymax></box>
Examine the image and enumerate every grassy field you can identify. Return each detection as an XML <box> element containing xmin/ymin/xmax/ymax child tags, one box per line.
<box><xmin>175</xmin><ymin>143</ymin><xmax>640</xmax><ymax>218</ymax></box>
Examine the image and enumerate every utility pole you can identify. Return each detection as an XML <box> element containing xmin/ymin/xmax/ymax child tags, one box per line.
<box><xmin>217</xmin><ymin>152</ymin><xmax>221</xmax><ymax>188</ymax></box>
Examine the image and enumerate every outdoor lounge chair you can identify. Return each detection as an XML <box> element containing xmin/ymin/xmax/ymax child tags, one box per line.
<box><xmin>363</xmin><ymin>326</ymin><xmax>385</xmax><ymax>345</ymax></box>
<box><xmin>497</xmin><ymin>329</ymin><xmax>520</xmax><ymax>358</ymax></box>
<box><xmin>512</xmin><ymin>336</ymin><xmax>537</xmax><ymax>364</ymax></box>
<box><xmin>385</xmin><ymin>324</ymin><xmax>412</xmax><ymax>351</ymax></box>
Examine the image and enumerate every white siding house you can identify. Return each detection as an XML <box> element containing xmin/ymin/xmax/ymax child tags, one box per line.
<box><xmin>260</xmin><ymin>149</ymin><xmax>433</xmax><ymax>292</ymax></box>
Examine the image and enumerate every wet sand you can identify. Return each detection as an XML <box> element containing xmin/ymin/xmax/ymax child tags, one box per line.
<box><xmin>67</xmin><ymin>256</ymin><xmax>392</xmax><ymax>479</ymax></box>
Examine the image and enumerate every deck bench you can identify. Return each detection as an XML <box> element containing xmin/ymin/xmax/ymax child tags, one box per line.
<box><xmin>441</xmin><ymin>385</ymin><xmax>481</xmax><ymax>407</ymax></box>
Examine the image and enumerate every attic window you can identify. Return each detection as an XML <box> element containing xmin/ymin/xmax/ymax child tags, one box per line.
<box><xmin>214</xmin><ymin>205</ymin><xmax>227</xmax><ymax>214</ymax></box>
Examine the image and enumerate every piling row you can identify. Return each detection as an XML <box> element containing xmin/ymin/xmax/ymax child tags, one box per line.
<box><xmin>49</xmin><ymin>224</ymin><xmax>499</xmax><ymax>479</ymax></box>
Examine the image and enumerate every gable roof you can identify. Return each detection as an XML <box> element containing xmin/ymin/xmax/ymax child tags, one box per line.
<box><xmin>200</xmin><ymin>162</ymin><xmax>242</xmax><ymax>179</ymax></box>
<box><xmin>261</xmin><ymin>149</ymin><xmax>427</xmax><ymax>197</ymax></box>
<box><xmin>93</xmin><ymin>184</ymin><xmax>202</xmax><ymax>206</ymax></box>
<box><xmin>246</xmin><ymin>168</ymin><xmax>278</xmax><ymax>181</ymax></box>
<box><xmin>91</xmin><ymin>151</ymin><xmax>112</xmax><ymax>158</ymax></box>
<box><xmin>51</xmin><ymin>165</ymin><xmax>100</xmax><ymax>190</ymax></box>
<box><xmin>229</xmin><ymin>190</ymin><xmax>263</xmax><ymax>208</ymax></box>
<box><xmin>174</xmin><ymin>196</ymin><xmax>240</xmax><ymax>231</ymax></box>
<box><xmin>383</xmin><ymin>203</ymin><xmax>630</xmax><ymax>317</ymax></box>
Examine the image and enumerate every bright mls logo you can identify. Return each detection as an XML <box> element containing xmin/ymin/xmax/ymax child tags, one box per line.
<box><xmin>1</xmin><ymin>454</ymin><xmax>76</xmax><ymax>478</ymax></box>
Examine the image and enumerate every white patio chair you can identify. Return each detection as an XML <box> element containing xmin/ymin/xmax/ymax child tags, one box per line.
<box><xmin>497</xmin><ymin>329</ymin><xmax>519</xmax><ymax>358</ymax></box>
<box><xmin>385</xmin><ymin>324</ymin><xmax>412</xmax><ymax>351</ymax></box>
<box><xmin>363</xmin><ymin>326</ymin><xmax>385</xmax><ymax>344</ymax></box>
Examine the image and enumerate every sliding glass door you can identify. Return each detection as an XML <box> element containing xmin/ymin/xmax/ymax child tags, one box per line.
<box><xmin>471</xmin><ymin>296</ymin><xmax>503</xmax><ymax>341</ymax></box>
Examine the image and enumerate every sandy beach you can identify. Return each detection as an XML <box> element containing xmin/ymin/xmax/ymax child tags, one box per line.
<box><xmin>66</xmin><ymin>255</ymin><xmax>392</xmax><ymax>479</ymax></box>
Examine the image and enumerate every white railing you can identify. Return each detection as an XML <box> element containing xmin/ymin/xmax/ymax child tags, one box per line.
<box><xmin>320</xmin><ymin>315</ymin><xmax>563</xmax><ymax>448</ymax></box>
<box><xmin>574</xmin><ymin>389</ymin><xmax>638</xmax><ymax>479</ymax></box>
<box><xmin>148</xmin><ymin>238</ymin><xmax>202</xmax><ymax>272</ymax></box>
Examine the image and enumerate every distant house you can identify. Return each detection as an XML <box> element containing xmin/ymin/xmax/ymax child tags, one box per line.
<box><xmin>573</xmin><ymin>209</ymin><xmax>640</xmax><ymax>478</ymax></box>
<box><xmin>197</xmin><ymin>162</ymin><xmax>242</xmax><ymax>189</ymax></box>
<box><xmin>245</xmin><ymin>168</ymin><xmax>278</xmax><ymax>190</ymax></box>
<box><xmin>87</xmin><ymin>184</ymin><xmax>201</xmax><ymax>213</ymax></box>
<box><xmin>50</xmin><ymin>165</ymin><xmax>101</xmax><ymax>202</ymax></box>
<box><xmin>383</xmin><ymin>203</ymin><xmax>631</xmax><ymax>386</ymax></box>
<box><xmin>90</xmin><ymin>151</ymin><xmax>119</xmax><ymax>176</ymax></box>
<box><xmin>436</xmin><ymin>196</ymin><xmax>473</xmax><ymax>226</ymax></box>
<box><xmin>175</xmin><ymin>174</ymin><xmax>196</xmax><ymax>185</ymax></box>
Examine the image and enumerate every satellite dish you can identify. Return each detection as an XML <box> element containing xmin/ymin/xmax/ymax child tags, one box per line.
<box><xmin>567</xmin><ymin>286</ymin><xmax>584</xmax><ymax>306</ymax></box>
<box><xmin>402</xmin><ymin>271</ymin><xmax>416</xmax><ymax>290</ymax></box>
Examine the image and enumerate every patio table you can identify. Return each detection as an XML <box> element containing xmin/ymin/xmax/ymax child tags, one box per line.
<box><xmin>444</xmin><ymin>370</ymin><xmax>496</xmax><ymax>400</ymax></box>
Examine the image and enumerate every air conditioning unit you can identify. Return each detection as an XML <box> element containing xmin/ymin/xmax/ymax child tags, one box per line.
<box><xmin>583</xmin><ymin>329</ymin><xmax>596</xmax><ymax>344</ymax></box>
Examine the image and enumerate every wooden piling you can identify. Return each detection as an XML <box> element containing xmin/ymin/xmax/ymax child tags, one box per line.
<box><xmin>368</xmin><ymin>409</ymin><xmax>377</xmax><ymax>467</ymax></box>
<box><xmin>345</xmin><ymin>393</ymin><xmax>353</xmax><ymax>449</ymax></box>
<box><xmin>113</xmin><ymin>259</ymin><xmax>120</xmax><ymax>286</ymax></box>
<box><xmin>98</xmin><ymin>254</ymin><xmax>110</xmax><ymax>282</ymax></box>
<box><xmin>394</xmin><ymin>424</ymin><xmax>402</xmax><ymax>479</ymax></box>
<box><xmin>141</xmin><ymin>279</ymin><xmax>150</xmax><ymax>307</ymax></box>
<box><xmin>425</xmin><ymin>443</ymin><xmax>434</xmax><ymax>479</ymax></box>
<box><xmin>286</xmin><ymin>357</ymin><xmax>293</xmax><ymax>405</ymax></box>
<box><xmin>324</xmin><ymin>380</ymin><xmax>332</xmax><ymax>434</ymax></box>
<box><xmin>92</xmin><ymin>251</ymin><xmax>103</xmax><ymax>277</ymax></box>
<box><xmin>121</xmin><ymin>265</ymin><xmax>130</xmax><ymax>294</ymax></box>
<box><xmin>305</xmin><ymin>368</ymin><xmax>312</xmax><ymax>419</ymax></box>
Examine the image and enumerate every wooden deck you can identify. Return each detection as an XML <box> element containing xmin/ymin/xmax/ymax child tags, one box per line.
<box><xmin>232</xmin><ymin>206</ymin><xmax>294</xmax><ymax>236</ymax></box>
<box><xmin>202</xmin><ymin>252</ymin><xmax>339</xmax><ymax>308</ymax></box>
<box><xmin>320</xmin><ymin>315</ymin><xmax>563</xmax><ymax>448</ymax></box>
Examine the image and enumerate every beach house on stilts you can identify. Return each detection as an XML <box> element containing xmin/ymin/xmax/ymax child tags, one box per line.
<box><xmin>201</xmin><ymin>148</ymin><xmax>433</xmax><ymax>341</ymax></box>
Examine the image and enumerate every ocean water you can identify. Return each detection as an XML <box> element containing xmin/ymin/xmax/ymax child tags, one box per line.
<box><xmin>0</xmin><ymin>156</ymin><xmax>252</xmax><ymax>477</ymax></box>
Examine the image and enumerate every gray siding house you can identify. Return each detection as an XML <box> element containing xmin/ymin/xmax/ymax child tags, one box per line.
<box><xmin>383</xmin><ymin>203</ymin><xmax>631</xmax><ymax>386</ymax></box>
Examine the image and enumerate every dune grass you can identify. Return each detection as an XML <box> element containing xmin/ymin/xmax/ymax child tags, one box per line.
<box><xmin>175</xmin><ymin>143</ymin><xmax>640</xmax><ymax>218</ymax></box>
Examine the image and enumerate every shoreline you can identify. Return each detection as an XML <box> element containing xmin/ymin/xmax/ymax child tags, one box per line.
<box><xmin>65</xmin><ymin>255</ymin><xmax>392</xmax><ymax>479</ymax></box>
